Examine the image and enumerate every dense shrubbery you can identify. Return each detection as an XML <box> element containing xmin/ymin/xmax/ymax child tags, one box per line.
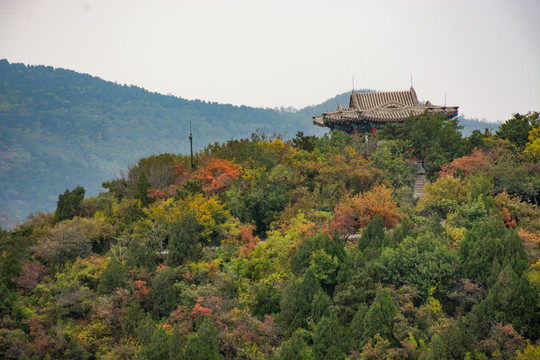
<box><xmin>1</xmin><ymin>113</ymin><xmax>539</xmax><ymax>359</ymax></box>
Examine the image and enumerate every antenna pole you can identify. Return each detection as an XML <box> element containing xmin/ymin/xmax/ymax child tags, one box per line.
<box><xmin>410</xmin><ymin>73</ymin><xmax>413</xmax><ymax>88</ymax></box>
<box><xmin>189</xmin><ymin>122</ymin><xmax>195</xmax><ymax>170</ymax></box>
<box><xmin>444</xmin><ymin>93</ymin><xmax>447</xmax><ymax>107</ymax></box>
<box><xmin>352</xmin><ymin>76</ymin><xmax>355</xmax><ymax>91</ymax></box>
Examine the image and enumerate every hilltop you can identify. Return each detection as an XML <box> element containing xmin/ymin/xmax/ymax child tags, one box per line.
<box><xmin>1</xmin><ymin>112</ymin><xmax>538</xmax><ymax>359</ymax></box>
<box><xmin>0</xmin><ymin>60</ymin><xmax>497</xmax><ymax>227</ymax></box>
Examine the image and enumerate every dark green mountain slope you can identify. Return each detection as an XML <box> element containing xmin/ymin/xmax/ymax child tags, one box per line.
<box><xmin>0</xmin><ymin>60</ymin><xmax>330</xmax><ymax>225</ymax></box>
<box><xmin>0</xmin><ymin>60</ymin><xmax>497</xmax><ymax>227</ymax></box>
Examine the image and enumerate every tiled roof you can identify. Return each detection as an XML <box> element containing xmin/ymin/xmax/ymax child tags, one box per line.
<box><xmin>350</xmin><ymin>88</ymin><xmax>419</xmax><ymax>110</ymax></box>
<box><xmin>313</xmin><ymin>87</ymin><xmax>458</xmax><ymax>126</ymax></box>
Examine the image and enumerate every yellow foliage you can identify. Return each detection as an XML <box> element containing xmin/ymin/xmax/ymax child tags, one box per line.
<box><xmin>255</xmin><ymin>138</ymin><xmax>292</xmax><ymax>163</ymax></box>
<box><xmin>428</xmin><ymin>296</ymin><xmax>443</xmax><ymax>316</ymax></box>
<box><xmin>136</xmin><ymin>194</ymin><xmax>233</xmax><ymax>242</ymax></box>
<box><xmin>427</xmin><ymin>284</ymin><xmax>444</xmax><ymax>316</ymax></box>
<box><xmin>528</xmin><ymin>259</ymin><xmax>540</xmax><ymax>292</ymax></box>
<box><xmin>55</xmin><ymin>255</ymin><xmax>107</xmax><ymax>289</ymax></box>
<box><xmin>72</xmin><ymin>320</ymin><xmax>113</xmax><ymax>345</ymax></box>
<box><xmin>527</xmin><ymin>126</ymin><xmax>540</xmax><ymax>143</ymax></box>
<box><xmin>269</xmin><ymin>138</ymin><xmax>285</xmax><ymax>149</ymax></box>
<box><xmin>188</xmin><ymin>258</ymin><xmax>222</xmax><ymax>280</ymax></box>
<box><xmin>161</xmin><ymin>323</ymin><xmax>174</xmax><ymax>335</ymax></box>
<box><xmin>523</xmin><ymin>127</ymin><xmax>540</xmax><ymax>162</ymax></box>
<box><xmin>445</xmin><ymin>225</ymin><xmax>466</xmax><ymax>249</ymax></box>
<box><xmin>94</xmin><ymin>210</ymin><xmax>106</xmax><ymax>219</ymax></box>
<box><xmin>516</xmin><ymin>341</ymin><xmax>540</xmax><ymax>359</ymax></box>
<box><xmin>523</xmin><ymin>138</ymin><xmax>540</xmax><ymax>162</ymax></box>
<box><xmin>416</xmin><ymin>176</ymin><xmax>470</xmax><ymax>214</ymax></box>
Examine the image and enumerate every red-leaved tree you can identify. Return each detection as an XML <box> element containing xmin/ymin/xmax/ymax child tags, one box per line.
<box><xmin>439</xmin><ymin>149</ymin><xmax>493</xmax><ymax>177</ymax></box>
<box><xmin>196</xmin><ymin>158</ymin><xmax>241</xmax><ymax>195</ymax></box>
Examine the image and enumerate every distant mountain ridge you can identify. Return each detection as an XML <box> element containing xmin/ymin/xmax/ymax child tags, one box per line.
<box><xmin>0</xmin><ymin>59</ymin><xmax>498</xmax><ymax>228</ymax></box>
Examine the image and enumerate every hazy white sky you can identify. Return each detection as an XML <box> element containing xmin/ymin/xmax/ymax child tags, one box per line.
<box><xmin>1</xmin><ymin>0</ymin><xmax>539</xmax><ymax>123</ymax></box>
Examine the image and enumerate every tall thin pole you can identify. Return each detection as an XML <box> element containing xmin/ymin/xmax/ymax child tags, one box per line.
<box><xmin>189</xmin><ymin>122</ymin><xmax>195</xmax><ymax>170</ymax></box>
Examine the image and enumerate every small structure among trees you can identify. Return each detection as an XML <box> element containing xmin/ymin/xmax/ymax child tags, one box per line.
<box><xmin>313</xmin><ymin>87</ymin><xmax>458</xmax><ymax>134</ymax></box>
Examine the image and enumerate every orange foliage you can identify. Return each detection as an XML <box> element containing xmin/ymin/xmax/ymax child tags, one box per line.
<box><xmin>333</xmin><ymin>185</ymin><xmax>400</xmax><ymax>235</ymax></box>
<box><xmin>192</xmin><ymin>303</ymin><xmax>213</xmax><ymax>316</ymax></box>
<box><xmin>494</xmin><ymin>191</ymin><xmax>540</xmax><ymax>231</ymax></box>
<box><xmin>192</xmin><ymin>297</ymin><xmax>213</xmax><ymax>317</ymax></box>
<box><xmin>134</xmin><ymin>280</ymin><xmax>149</xmax><ymax>300</ymax></box>
<box><xmin>439</xmin><ymin>149</ymin><xmax>493</xmax><ymax>177</ymax></box>
<box><xmin>332</xmin><ymin>201</ymin><xmax>358</xmax><ymax>236</ymax></box>
<box><xmin>156</xmin><ymin>263</ymin><xmax>167</xmax><ymax>273</ymax></box>
<box><xmin>500</xmin><ymin>206</ymin><xmax>517</xmax><ymax>228</ymax></box>
<box><xmin>196</xmin><ymin>158</ymin><xmax>241</xmax><ymax>195</ymax></box>
<box><xmin>518</xmin><ymin>228</ymin><xmax>540</xmax><ymax>244</ymax></box>
<box><xmin>237</xmin><ymin>224</ymin><xmax>261</xmax><ymax>258</ymax></box>
<box><xmin>173</xmin><ymin>164</ymin><xmax>188</xmax><ymax>185</ymax></box>
<box><xmin>147</xmin><ymin>187</ymin><xmax>170</xmax><ymax>200</ymax></box>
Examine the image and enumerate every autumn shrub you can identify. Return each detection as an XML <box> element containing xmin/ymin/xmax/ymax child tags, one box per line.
<box><xmin>333</xmin><ymin>185</ymin><xmax>400</xmax><ymax>237</ymax></box>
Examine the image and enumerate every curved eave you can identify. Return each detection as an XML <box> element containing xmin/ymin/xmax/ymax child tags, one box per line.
<box><xmin>312</xmin><ymin>115</ymin><xmax>326</xmax><ymax>127</ymax></box>
<box><xmin>315</xmin><ymin>105</ymin><xmax>459</xmax><ymax>127</ymax></box>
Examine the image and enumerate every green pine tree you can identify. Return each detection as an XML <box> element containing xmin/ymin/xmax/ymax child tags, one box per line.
<box><xmin>311</xmin><ymin>290</ymin><xmax>331</xmax><ymax>324</ymax></box>
<box><xmin>312</xmin><ymin>313</ymin><xmax>346</xmax><ymax>360</ymax></box>
<box><xmin>347</xmin><ymin>303</ymin><xmax>369</xmax><ymax>351</ymax></box>
<box><xmin>184</xmin><ymin>316</ymin><xmax>222</xmax><ymax>360</ymax></box>
<box><xmin>54</xmin><ymin>186</ymin><xmax>85</xmax><ymax>222</ymax></box>
<box><xmin>167</xmin><ymin>212</ymin><xmax>202</xmax><ymax>267</ymax></box>
<box><xmin>280</xmin><ymin>268</ymin><xmax>321</xmax><ymax>334</ymax></box>
<box><xmin>277</xmin><ymin>329</ymin><xmax>310</xmax><ymax>360</ymax></box>
<box><xmin>169</xmin><ymin>325</ymin><xmax>186</xmax><ymax>360</ymax></box>
<box><xmin>122</xmin><ymin>301</ymin><xmax>145</xmax><ymax>336</ymax></box>
<box><xmin>359</xmin><ymin>215</ymin><xmax>386</xmax><ymax>255</ymax></box>
<box><xmin>134</xmin><ymin>172</ymin><xmax>152</xmax><ymax>206</ymax></box>
<box><xmin>363</xmin><ymin>288</ymin><xmax>397</xmax><ymax>343</ymax></box>
<box><xmin>98</xmin><ymin>257</ymin><xmax>124</xmax><ymax>294</ymax></box>
<box><xmin>142</xmin><ymin>326</ymin><xmax>171</xmax><ymax>360</ymax></box>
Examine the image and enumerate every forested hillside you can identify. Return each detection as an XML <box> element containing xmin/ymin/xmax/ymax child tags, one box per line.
<box><xmin>0</xmin><ymin>60</ymin><xmax>496</xmax><ymax>227</ymax></box>
<box><xmin>0</xmin><ymin>60</ymin><xmax>331</xmax><ymax>225</ymax></box>
<box><xmin>1</xmin><ymin>111</ymin><xmax>539</xmax><ymax>359</ymax></box>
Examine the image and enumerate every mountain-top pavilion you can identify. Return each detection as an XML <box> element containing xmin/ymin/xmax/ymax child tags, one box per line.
<box><xmin>313</xmin><ymin>87</ymin><xmax>458</xmax><ymax>134</ymax></box>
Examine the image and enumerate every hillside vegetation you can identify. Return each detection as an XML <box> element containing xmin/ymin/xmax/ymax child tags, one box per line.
<box><xmin>0</xmin><ymin>59</ymin><xmax>497</xmax><ymax>226</ymax></box>
<box><xmin>1</xmin><ymin>110</ymin><xmax>539</xmax><ymax>359</ymax></box>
